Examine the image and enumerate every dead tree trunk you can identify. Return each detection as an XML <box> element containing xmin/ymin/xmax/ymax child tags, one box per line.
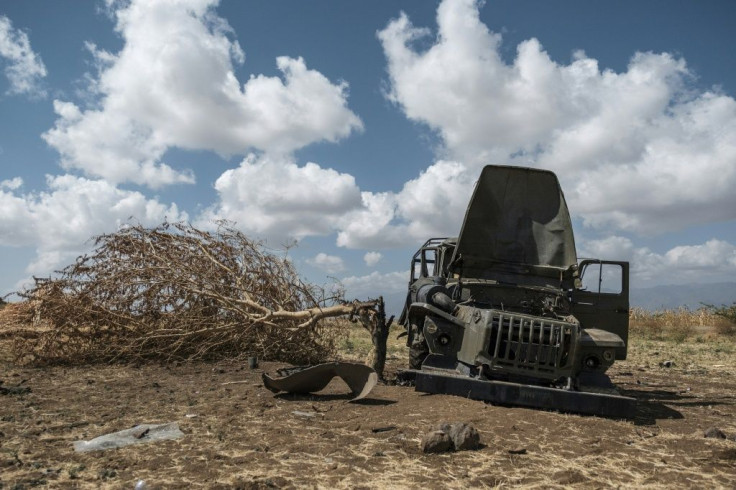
<box><xmin>356</xmin><ymin>296</ymin><xmax>393</xmax><ymax>380</ymax></box>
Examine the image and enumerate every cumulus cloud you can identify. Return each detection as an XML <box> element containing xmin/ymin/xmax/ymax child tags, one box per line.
<box><xmin>579</xmin><ymin>236</ymin><xmax>736</xmax><ymax>285</ymax></box>
<box><xmin>340</xmin><ymin>271</ymin><xmax>408</xmax><ymax>312</ymax></box>
<box><xmin>0</xmin><ymin>177</ymin><xmax>23</xmax><ymax>190</ymax></box>
<box><xmin>199</xmin><ymin>153</ymin><xmax>362</xmax><ymax>242</ymax></box>
<box><xmin>43</xmin><ymin>0</ymin><xmax>362</xmax><ymax>188</ymax></box>
<box><xmin>336</xmin><ymin>160</ymin><xmax>475</xmax><ymax>248</ymax></box>
<box><xmin>363</xmin><ymin>251</ymin><xmax>382</xmax><ymax>267</ymax></box>
<box><xmin>203</xmin><ymin>157</ymin><xmax>472</xmax><ymax>251</ymax></box>
<box><xmin>0</xmin><ymin>15</ymin><xmax>47</xmax><ymax>96</ymax></box>
<box><xmin>307</xmin><ymin>253</ymin><xmax>345</xmax><ymax>274</ymax></box>
<box><xmin>378</xmin><ymin>0</ymin><xmax>736</xmax><ymax>235</ymax></box>
<box><xmin>0</xmin><ymin>174</ymin><xmax>185</xmax><ymax>282</ymax></box>
<box><xmin>199</xmin><ymin>158</ymin><xmax>475</xmax><ymax>277</ymax></box>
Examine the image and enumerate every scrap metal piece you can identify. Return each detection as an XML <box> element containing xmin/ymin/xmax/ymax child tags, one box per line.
<box><xmin>413</xmin><ymin>370</ymin><xmax>636</xmax><ymax>419</ymax></box>
<box><xmin>73</xmin><ymin>422</ymin><xmax>184</xmax><ymax>452</ymax></box>
<box><xmin>262</xmin><ymin>362</ymin><xmax>378</xmax><ymax>401</ymax></box>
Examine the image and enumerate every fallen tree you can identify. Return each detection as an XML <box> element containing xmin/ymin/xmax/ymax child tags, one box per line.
<box><xmin>10</xmin><ymin>222</ymin><xmax>388</xmax><ymax>368</ymax></box>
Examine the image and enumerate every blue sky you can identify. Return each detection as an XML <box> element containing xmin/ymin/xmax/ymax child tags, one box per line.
<box><xmin>1</xmin><ymin>0</ymin><xmax>735</xmax><ymax>313</ymax></box>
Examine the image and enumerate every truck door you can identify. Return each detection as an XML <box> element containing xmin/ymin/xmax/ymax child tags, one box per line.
<box><xmin>571</xmin><ymin>260</ymin><xmax>629</xmax><ymax>359</ymax></box>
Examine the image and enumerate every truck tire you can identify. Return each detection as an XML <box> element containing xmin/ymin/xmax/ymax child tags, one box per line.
<box><xmin>409</xmin><ymin>324</ymin><xmax>429</xmax><ymax>370</ymax></box>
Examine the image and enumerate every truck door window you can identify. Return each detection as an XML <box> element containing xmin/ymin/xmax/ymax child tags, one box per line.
<box><xmin>422</xmin><ymin>249</ymin><xmax>436</xmax><ymax>277</ymax></box>
<box><xmin>412</xmin><ymin>258</ymin><xmax>420</xmax><ymax>280</ymax></box>
<box><xmin>580</xmin><ymin>262</ymin><xmax>622</xmax><ymax>294</ymax></box>
<box><xmin>600</xmin><ymin>263</ymin><xmax>622</xmax><ymax>294</ymax></box>
<box><xmin>413</xmin><ymin>249</ymin><xmax>437</xmax><ymax>279</ymax></box>
<box><xmin>580</xmin><ymin>262</ymin><xmax>600</xmax><ymax>292</ymax></box>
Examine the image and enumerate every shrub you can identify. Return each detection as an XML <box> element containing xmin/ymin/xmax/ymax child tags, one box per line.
<box><xmin>704</xmin><ymin>302</ymin><xmax>736</xmax><ymax>336</ymax></box>
<box><xmin>10</xmin><ymin>222</ymin><xmax>379</xmax><ymax>365</ymax></box>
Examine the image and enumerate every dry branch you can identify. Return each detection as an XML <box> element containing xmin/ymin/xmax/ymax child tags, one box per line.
<box><xmin>9</xmin><ymin>222</ymin><xmax>380</xmax><ymax>365</ymax></box>
<box><xmin>353</xmin><ymin>296</ymin><xmax>393</xmax><ymax>379</ymax></box>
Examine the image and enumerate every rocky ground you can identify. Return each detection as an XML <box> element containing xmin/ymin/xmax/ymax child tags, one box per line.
<box><xmin>1</xmin><ymin>328</ymin><xmax>735</xmax><ymax>489</ymax></box>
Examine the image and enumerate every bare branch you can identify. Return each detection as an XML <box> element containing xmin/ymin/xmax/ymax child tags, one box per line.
<box><xmin>6</xmin><ymin>222</ymin><xmax>379</xmax><ymax>366</ymax></box>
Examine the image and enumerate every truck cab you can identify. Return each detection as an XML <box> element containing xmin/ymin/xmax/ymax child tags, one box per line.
<box><xmin>399</xmin><ymin>165</ymin><xmax>630</xmax><ymax>394</ymax></box>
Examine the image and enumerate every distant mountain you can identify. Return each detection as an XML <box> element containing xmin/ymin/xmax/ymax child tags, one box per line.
<box><xmin>631</xmin><ymin>282</ymin><xmax>736</xmax><ymax>311</ymax></box>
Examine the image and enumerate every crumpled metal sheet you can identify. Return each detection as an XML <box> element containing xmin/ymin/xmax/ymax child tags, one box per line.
<box><xmin>73</xmin><ymin>422</ymin><xmax>184</xmax><ymax>452</ymax></box>
<box><xmin>262</xmin><ymin>362</ymin><xmax>378</xmax><ymax>401</ymax></box>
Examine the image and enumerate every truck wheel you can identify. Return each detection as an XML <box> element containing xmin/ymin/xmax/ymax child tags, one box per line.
<box><xmin>409</xmin><ymin>325</ymin><xmax>429</xmax><ymax>370</ymax></box>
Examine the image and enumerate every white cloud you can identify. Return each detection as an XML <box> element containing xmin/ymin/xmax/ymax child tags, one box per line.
<box><xmin>665</xmin><ymin>240</ymin><xmax>736</xmax><ymax>270</ymax></box>
<box><xmin>579</xmin><ymin>236</ymin><xmax>736</xmax><ymax>285</ymax></box>
<box><xmin>201</xmin><ymin>159</ymin><xmax>473</xmax><ymax>251</ymax></box>
<box><xmin>307</xmin><ymin>253</ymin><xmax>345</xmax><ymax>274</ymax></box>
<box><xmin>0</xmin><ymin>174</ymin><xmax>186</xmax><ymax>283</ymax></box>
<box><xmin>340</xmin><ymin>270</ymin><xmax>407</xmax><ymax>309</ymax></box>
<box><xmin>1</xmin><ymin>177</ymin><xmax>23</xmax><ymax>190</ymax></box>
<box><xmin>363</xmin><ymin>251</ymin><xmax>382</xmax><ymax>267</ymax></box>
<box><xmin>199</xmin><ymin>153</ymin><xmax>362</xmax><ymax>242</ymax></box>
<box><xmin>378</xmin><ymin>0</ymin><xmax>736</xmax><ymax>236</ymax></box>
<box><xmin>43</xmin><ymin>0</ymin><xmax>362</xmax><ymax>188</ymax></box>
<box><xmin>336</xmin><ymin>160</ymin><xmax>474</xmax><ymax>248</ymax></box>
<box><xmin>0</xmin><ymin>15</ymin><xmax>47</xmax><ymax>96</ymax></box>
<box><xmin>335</xmin><ymin>191</ymin><xmax>401</xmax><ymax>249</ymax></box>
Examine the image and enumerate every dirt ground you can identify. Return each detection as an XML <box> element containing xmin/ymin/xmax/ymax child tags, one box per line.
<box><xmin>2</xmin><ymin>326</ymin><xmax>736</xmax><ymax>489</ymax></box>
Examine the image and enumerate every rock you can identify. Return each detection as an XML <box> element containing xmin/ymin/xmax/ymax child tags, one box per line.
<box><xmin>421</xmin><ymin>422</ymin><xmax>482</xmax><ymax>453</ymax></box>
<box><xmin>508</xmin><ymin>447</ymin><xmax>527</xmax><ymax>455</ymax></box>
<box><xmin>704</xmin><ymin>427</ymin><xmax>727</xmax><ymax>439</ymax></box>
<box><xmin>438</xmin><ymin>422</ymin><xmax>481</xmax><ymax>451</ymax></box>
<box><xmin>659</xmin><ymin>360</ymin><xmax>675</xmax><ymax>368</ymax></box>
<box><xmin>553</xmin><ymin>469</ymin><xmax>585</xmax><ymax>485</ymax></box>
<box><xmin>421</xmin><ymin>430</ymin><xmax>453</xmax><ymax>453</ymax></box>
<box><xmin>291</xmin><ymin>410</ymin><xmax>318</xmax><ymax>418</ymax></box>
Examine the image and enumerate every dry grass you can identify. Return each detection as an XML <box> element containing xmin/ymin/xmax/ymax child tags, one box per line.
<box><xmin>2</xmin><ymin>314</ymin><xmax>735</xmax><ymax>488</ymax></box>
<box><xmin>336</xmin><ymin>318</ymin><xmax>408</xmax><ymax>364</ymax></box>
<box><xmin>624</xmin><ymin>336</ymin><xmax>736</xmax><ymax>375</ymax></box>
<box><xmin>629</xmin><ymin>306</ymin><xmax>735</xmax><ymax>342</ymax></box>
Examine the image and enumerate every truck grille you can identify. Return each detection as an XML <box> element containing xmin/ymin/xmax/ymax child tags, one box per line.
<box><xmin>485</xmin><ymin>311</ymin><xmax>578</xmax><ymax>378</ymax></box>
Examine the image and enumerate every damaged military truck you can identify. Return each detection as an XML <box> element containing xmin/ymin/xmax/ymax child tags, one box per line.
<box><xmin>398</xmin><ymin>165</ymin><xmax>636</xmax><ymax>418</ymax></box>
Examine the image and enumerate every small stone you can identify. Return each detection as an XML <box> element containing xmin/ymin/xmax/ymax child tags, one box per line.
<box><xmin>421</xmin><ymin>430</ymin><xmax>453</xmax><ymax>453</ymax></box>
<box><xmin>371</xmin><ymin>426</ymin><xmax>396</xmax><ymax>433</ymax></box>
<box><xmin>704</xmin><ymin>427</ymin><xmax>727</xmax><ymax>439</ymax></box>
<box><xmin>659</xmin><ymin>360</ymin><xmax>675</xmax><ymax>368</ymax></box>
<box><xmin>291</xmin><ymin>410</ymin><xmax>318</xmax><ymax>418</ymax></box>
<box><xmin>438</xmin><ymin>422</ymin><xmax>481</xmax><ymax>451</ymax></box>
<box><xmin>508</xmin><ymin>448</ymin><xmax>527</xmax><ymax>455</ymax></box>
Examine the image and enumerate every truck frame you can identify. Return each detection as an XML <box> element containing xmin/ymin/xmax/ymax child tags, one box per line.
<box><xmin>398</xmin><ymin>165</ymin><xmax>636</xmax><ymax>418</ymax></box>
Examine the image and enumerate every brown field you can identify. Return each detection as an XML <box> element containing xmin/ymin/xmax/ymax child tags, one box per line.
<box><xmin>1</xmin><ymin>312</ymin><xmax>736</xmax><ymax>489</ymax></box>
